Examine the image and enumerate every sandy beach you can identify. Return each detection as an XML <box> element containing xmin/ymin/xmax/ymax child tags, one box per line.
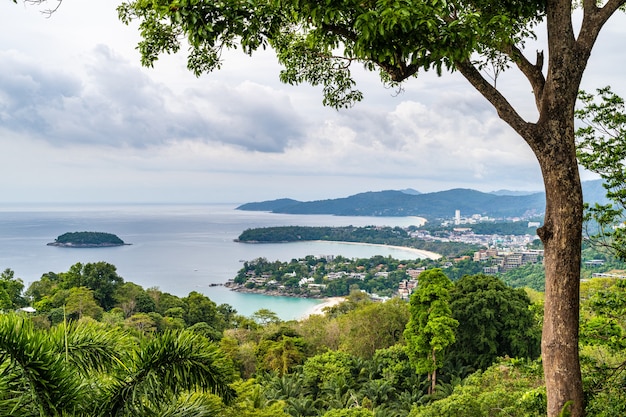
<box><xmin>317</xmin><ymin>240</ymin><xmax>441</xmax><ymax>260</ymax></box>
<box><xmin>300</xmin><ymin>297</ymin><xmax>346</xmax><ymax>320</ymax></box>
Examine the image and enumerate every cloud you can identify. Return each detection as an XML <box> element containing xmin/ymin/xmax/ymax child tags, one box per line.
<box><xmin>0</xmin><ymin>44</ymin><xmax>307</xmax><ymax>152</ymax></box>
<box><xmin>2</xmin><ymin>1</ymin><xmax>624</xmax><ymax>204</ymax></box>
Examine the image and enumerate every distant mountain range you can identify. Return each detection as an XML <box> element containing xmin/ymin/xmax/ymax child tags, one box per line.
<box><xmin>237</xmin><ymin>180</ymin><xmax>608</xmax><ymax>219</ymax></box>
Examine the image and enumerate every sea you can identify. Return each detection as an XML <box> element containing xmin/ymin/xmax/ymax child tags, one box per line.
<box><xmin>0</xmin><ymin>203</ymin><xmax>428</xmax><ymax>320</ymax></box>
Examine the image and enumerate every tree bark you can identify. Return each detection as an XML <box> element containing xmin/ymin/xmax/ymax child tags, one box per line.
<box><xmin>534</xmin><ymin>121</ymin><xmax>584</xmax><ymax>417</ymax></box>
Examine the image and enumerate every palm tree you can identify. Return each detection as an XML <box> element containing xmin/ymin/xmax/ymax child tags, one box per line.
<box><xmin>0</xmin><ymin>313</ymin><xmax>82</xmax><ymax>417</ymax></box>
<box><xmin>96</xmin><ymin>329</ymin><xmax>237</xmax><ymax>416</ymax></box>
<box><xmin>0</xmin><ymin>313</ymin><xmax>237</xmax><ymax>417</ymax></box>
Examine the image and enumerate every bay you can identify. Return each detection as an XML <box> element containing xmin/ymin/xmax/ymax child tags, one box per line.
<box><xmin>0</xmin><ymin>203</ymin><xmax>428</xmax><ymax>320</ymax></box>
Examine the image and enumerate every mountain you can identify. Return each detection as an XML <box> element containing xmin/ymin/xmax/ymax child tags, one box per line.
<box><xmin>489</xmin><ymin>189</ymin><xmax>540</xmax><ymax>196</ymax></box>
<box><xmin>399</xmin><ymin>188</ymin><xmax>422</xmax><ymax>195</ymax></box>
<box><xmin>237</xmin><ymin>198</ymin><xmax>302</xmax><ymax>212</ymax></box>
<box><xmin>581</xmin><ymin>179</ymin><xmax>609</xmax><ymax>205</ymax></box>
<box><xmin>237</xmin><ymin>181</ymin><xmax>608</xmax><ymax>219</ymax></box>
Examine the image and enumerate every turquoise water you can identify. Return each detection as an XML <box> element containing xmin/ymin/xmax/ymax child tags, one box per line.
<box><xmin>0</xmin><ymin>204</ymin><xmax>427</xmax><ymax>320</ymax></box>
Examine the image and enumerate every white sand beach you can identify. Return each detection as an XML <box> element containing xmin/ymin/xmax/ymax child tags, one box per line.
<box><xmin>317</xmin><ymin>240</ymin><xmax>441</xmax><ymax>260</ymax></box>
<box><xmin>300</xmin><ymin>297</ymin><xmax>346</xmax><ymax>320</ymax></box>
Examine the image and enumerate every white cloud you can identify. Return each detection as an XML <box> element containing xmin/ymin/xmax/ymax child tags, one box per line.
<box><xmin>0</xmin><ymin>1</ymin><xmax>623</xmax><ymax>203</ymax></box>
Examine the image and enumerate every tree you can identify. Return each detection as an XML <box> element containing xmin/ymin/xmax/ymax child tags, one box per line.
<box><xmin>183</xmin><ymin>291</ymin><xmax>219</xmax><ymax>325</ymax></box>
<box><xmin>101</xmin><ymin>329</ymin><xmax>237</xmax><ymax>415</ymax></box>
<box><xmin>408</xmin><ymin>358</ymin><xmax>545</xmax><ymax>417</ymax></box>
<box><xmin>0</xmin><ymin>313</ymin><xmax>237</xmax><ymax>416</ymax></box>
<box><xmin>0</xmin><ymin>268</ymin><xmax>26</xmax><ymax>310</ymax></box>
<box><xmin>0</xmin><ymin>313</ymin><xmax>82</xmax><ymax>416</ymax></box>
<box><xmin>575</xmin><ymin>87</ymin><xmax>626</xmax><ymax>260</ymax></box>
<box><xmin>337</xmin><ymin>298</ymin><xmax>409</xmax><ymax>359</ymax></box>
<box><xmin>448</xmin><ymin>274</ymin><xmax>541</xmax><ymax>371</ymax></box>
<box><xmin>59</xmin><ymin>262</ymin><xmax>124</xmax><ymax>311</ymax></box>
<box><xmin>404</xmin><ymin>269</ymin><xmax>458</xmax><ymax>395</ymax></box>
<box><xmin>114</xmin><ymin>282</ymin><xmax>156</xmax><ymax>317</ymax></box>
<box><xmin>251</xmin><ymin>308</ymin><xmax>281</xmax><ymax>326</ymax></box>
<box><xmin>116</xmin><ymin>1</ymin><xmax>626</xmax><ymax>414</ymax></box>
<box><xmin>65</xmin><ymin>286</ymin><xmax>104</xmax><ymax>320</ymax></box>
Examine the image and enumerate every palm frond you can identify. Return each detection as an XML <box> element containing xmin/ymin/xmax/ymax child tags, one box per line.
<box><xmin>48</xmin><ymin>318</ymin><xmax>133</xmax><ymax>375</ymax></box>
<box><xmin>101</xmin><ymin>330</ymin><xmax>236</xmax><ymax>416</ymax></box>
<box><xmin>0</xmin><ymin>313</ymin><xmax>82</xmax><ymax>416</ymax></box>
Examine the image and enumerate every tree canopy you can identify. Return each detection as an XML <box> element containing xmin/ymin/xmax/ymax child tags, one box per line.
<box><xmin>404</xmin><ymin>269</ymin><xmax>458</xmax><ymax>394</ymax></box>
<box><xmin>448</xmin><ymin>274</ymin><xmax>541</xmax><ymax>371</ymax></box>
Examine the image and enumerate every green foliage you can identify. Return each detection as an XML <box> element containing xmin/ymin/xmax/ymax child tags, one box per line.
<box><xmin>102</xmin><ymin>330</ymin><xmax>237</xmax><ymax>415</ymax></box>
<box><xmin>0</xmin><ymin>268</ymin><xmax>26</xmax><ymax>310</ymax></box>
<box><xmin>404</xmin><ymin>269</ymin><xmax>458</xmax><ymax>393</ymax></box>
<box><xmin>183</xmin><ymin>291</ymin><xmax>223</xmax><ymax>333</ymax></box>
<box><xmin>65</xmin><ymin>286</ymin><xmax>104</xmax><ymax>320</ymax></box>
<box><xmin>0</xmin><ymin>313</ymin><xmax>82</xmax><ymax>416</ymax></box>
<box><xmin>322</xmin><ymin>408</ymin><xmax>374</xmax><ymax>417</ymax></box>
<box><xmin>499</xmin><ymin>263</ymin><xmax>546</xmax><ymax>291</ymax></box>
<box><xmin>303</xmin><ymin>350</ymin><xmax>357</xmax><ymax>390</ymax></box>
<box><xmin>256</xmin><ymin>335</ymin><xmax>307</xmax><ymax>375</ymax></box>
<box><xmin>252</xmin><ymin>308</ymin><xmax>282</xmax><ymax>326</ymax></box>
<box><xmin>448</xmin><ymin>274</ymin><xmax>541</xmax><ymax>371</ymax></box>
<box><xmin>408</xmin><ymin>358</ymin><xmax>545</xmax><ymax>417</ymax></box>
<box><xmin>220</xmin><ymin>379</ymin><xmax>290</xmax><ymax>417</ymax></box>
<box><xmin>118</xmin><ymin>0</ymin><xmax>544</xmax><ymax>109</ymax></box>
<box><xmin>337</xmin><ymin>298</ymin><xmax>409</xmax><ymax>359</ymax></box>
<box><xmin>579</xmin><ymin>278</ymin><xmax>626</xmax><ymax>416</ymax></box>
<box><xmin>58</xmin><ymin>262</ymin><xmax>124</xmax><ymax>311</ymax></box>
<box><xmin>1</xmin><ymin>313</ymin><xmax>238</xmax><ymax>416</ymax></box>
<box><xmin>576</xmin><ymin>87</ymin><xmax>626</xmax><ymax>261</ymax></box>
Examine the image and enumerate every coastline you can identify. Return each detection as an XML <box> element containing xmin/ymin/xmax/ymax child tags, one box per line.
<box><xmin>300</xmin><ymin>297</ymin><xmax>346</xmax><ymax>320</ymax></box>
<box><xmin>312</xmin><ymin>240</ymin><xmax>441</xmax><ymax>260</ymax></box>
<box><xmin>46</xmin><ymin>242</ymin><xmax>131</xmax><ymax>248</ymax></box>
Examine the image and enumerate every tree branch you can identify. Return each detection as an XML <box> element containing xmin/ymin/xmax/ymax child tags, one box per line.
<box><xmin>578</xmin><ymin>0</ymin><xmax>626</xmax><ymax>51</ymax></box>
<box><xmin>501</xmin><ymin>44</ymin><xmax>545</xmax><ymax>111</ymax></box>
<box><xmin>321</xmin><ymin>22</ymin><xmax>421</xmax><ymax>82</ymax></box>
<box><xmin>24</xmin><ymin>0</ymin><xmax>62</xmax><ymax>16</ymax></box>
<box><xmin>455</xmin><ymin>59</ymin><xmax>535</xmax><ymax>139</ymax></box>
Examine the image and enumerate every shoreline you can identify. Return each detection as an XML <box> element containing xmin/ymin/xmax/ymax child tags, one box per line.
<box><xmin>236</xmin><ymin>239</ymin><xmax>441</xmax><ymax>260</ymax></box>
<box><xmin>299</xmin><ymin>297</ymin><xmax>346</xmax><ymax>320</ymax></box>
<box><xmin>312</xmin><ymin>240</ymin><xmax>441</xmax><ymax>260</ymax></box>
<box><xmin>46</xmin><ymin>242</ymin><xmax>131</xmax><ymax>248</ymax></box>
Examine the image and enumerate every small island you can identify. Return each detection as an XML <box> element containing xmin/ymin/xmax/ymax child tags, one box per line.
<box><xmin>47</xmin><ymin>231</ymin><xmax>129</xmax><ymax>248</ymax></box>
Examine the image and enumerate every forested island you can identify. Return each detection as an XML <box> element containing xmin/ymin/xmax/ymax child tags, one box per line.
<box><xmin>236</xmin><ymin>225</ymin><xmax>479</xmax><ymax>258</ymax></box>
<box><xmin>47</xmin><ymin>231</ymin><xmax>128</xmax><ymax>247</ymax></box>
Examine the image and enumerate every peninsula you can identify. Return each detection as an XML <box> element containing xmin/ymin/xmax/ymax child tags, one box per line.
<box><xmin>47</xmin><ymin>231</ymin><xmax>129</xmax><ymax>248</ymax></box>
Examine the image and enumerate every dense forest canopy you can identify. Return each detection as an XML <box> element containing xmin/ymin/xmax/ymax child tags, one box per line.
<box><xmin>51</xmin><ymin>231</ymin><xmax>126</xmax><ymax>246</ymax></box>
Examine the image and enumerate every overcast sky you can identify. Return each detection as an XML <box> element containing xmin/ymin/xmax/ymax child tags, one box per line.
<box><xmin>1</xmin><ymin>1</ymin><xmax>624</xmax><ymax>204</ymax></box>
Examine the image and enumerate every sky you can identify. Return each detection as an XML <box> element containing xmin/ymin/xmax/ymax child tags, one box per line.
<box><xmin>0</xmin><ymin>1</ymin><xmax>624</xmax><ymax>204</ymax></box>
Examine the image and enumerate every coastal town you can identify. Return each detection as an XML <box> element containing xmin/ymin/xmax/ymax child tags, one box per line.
<box><xmin>227</xmin><ymin>211</ymin><xmax>548</xmax><ymax>300</ymax></box>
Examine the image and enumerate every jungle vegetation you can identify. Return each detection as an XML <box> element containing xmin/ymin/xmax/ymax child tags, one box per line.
<box><xmin>1</xmin><ymin>256</ymin><xmax>626</xmax><ymax>416</ymax></box>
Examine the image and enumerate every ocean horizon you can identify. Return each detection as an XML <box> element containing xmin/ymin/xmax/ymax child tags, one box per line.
<box><xmin>0</xmin><ymin>203</ymin><xmax>428</xmax><ymax>320</ymax></box>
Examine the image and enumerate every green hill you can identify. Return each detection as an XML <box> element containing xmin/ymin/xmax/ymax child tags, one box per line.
<box><xmin>237</xmin><ymin>181</ymin><xmax>607</xmax><ymax>219</ymax></box>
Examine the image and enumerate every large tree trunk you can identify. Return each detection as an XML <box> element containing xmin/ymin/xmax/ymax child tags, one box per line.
<box><xmin>534</xmin><ymin>109</ymin><xmax>584</xmax><ymax>416</ymax></box>
<box><xmin>453</xmin><ymin>0</ymin><xmax>625</xmax><ymax>413</ymax></box>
